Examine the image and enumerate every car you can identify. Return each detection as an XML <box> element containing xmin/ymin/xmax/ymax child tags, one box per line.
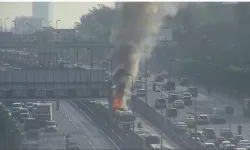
<box><xmin>174</xmin><ymin>122</ymin><xmax>188</xmax><ymax>133</ymax></box>
<box><xmin>183</xmin><ymin>96</ymin><xmax>192</xmax><ymax>106</ymax></box>
<box><xmin>220</xmin><ymin>128</ymin><xmax>233</xmax><ymax>139</ymax></box>
<box><xmin>155</xmin><ymin>87</ymin><xmax>161</xmax><ymax>92</ymax></box>
<box><xmin>187</xmin><ymin>86</ymin><xmax>198</xmax><ymax>97</ymax></box>
<box><xmin>203</xmin><ymin>128</ymin><xmax>216</xmax><ymax>139</ymax></box>
<box><xmin>18</xmin><ymin>108</ymin><xmax>29</xmax><ymax>119</ymax></box>
<box><xmin>180</xmin><ymin>78</ymin><xmax>189</xmax><ymax>86</ymax></box>
<box><xmin>220</xmin><ymin>141</ymin><xmax>231</xmax><ymax>149</ymax></box>
<box><xmin>137</xmin><ymin>89</ymin><xmax>146</xmax><ymax>97</ymax></box>
<box><xmin>20</xmin><ymin>113</ymin><xmax>30</xmax><ymax>123</ymax></box>
<box><xmin>45</xmin><ymin>120</ymin><xmax>58</xmax><ymax>132</ymax></box>
<box><xmin>12</xmin><ymin>102</ymin><xmax>22</xmax><ymax>108</ymax></box>
<box><xmin>238</xmin><ymin>140</ymin><xmax>250</xmax><ymax>148</ymax></box>
<box><xmin>185</xmin><ymin>117</ymin><xmax>195</xmax><ymax>128</ymax></box>
<box><xmin>168</xmin><ymin>94</ymin><xmax>178</xmax><ymax>103</ymax></box>
<box><xmin>233</xmin><ymin>135</ymin><xmax>244</xmax><ymax>145</ymax></box>
<box><xmin>215</xmin><ymin>137</ymin><xmax>226</xmax><ymax>148</ymax></box>
<box><xmin>203</xmin><ymin>143</ymin><xmax>215</xmax><ymax>149</ymax></box>
<box><xmin>66</xmin><ymin>141</ymin><xmax>80</xmax><ymax>150</ymax></box>
<box><xmin>173</xmin><ymin>100</ymin><xmax>184</xmax><ymax>109</ymax></box>
<box><xmin>191</xmin><ymin>131</ymin><xmax>207</xmax><ymax>142</ymax></box>
<box><xmin>26</xmin><ymin>102</ymin><xmax>34</xmax><ymax>112</ymax></box>
<box><xmin>183</xmin><ymin>92</ymin><xmax>192</xmax><ymax>98</ymax></box>
<box><xmin>154</xmin><ymin>99</ymin><xmax>166</xmax><ymax>109</ymax></box>
<box><xmin>197</xmin><ymin>114</ymin><xmax>209</xmax><ymax>125</ymax></box>
<box><xmin>225</xmin><ymin>144</ymin><xmax>236</xmax><ymax>150</ymax></box>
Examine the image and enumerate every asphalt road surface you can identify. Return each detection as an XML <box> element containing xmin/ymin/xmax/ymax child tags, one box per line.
<box><xmin>138</xmin><ymin>76</ymin><xmax>250</xmax><ymax>141</ymax></box>
<box><xmin>58</xmin><ymin>100</ymin><xmax>118</xmax><ymax>150</ymax></box>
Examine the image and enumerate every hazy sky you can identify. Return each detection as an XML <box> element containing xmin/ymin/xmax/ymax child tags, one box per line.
<box><xmin>0</xmin><ymin>2</ymin><xmax>114</xmax><ymax>29</ymax></box>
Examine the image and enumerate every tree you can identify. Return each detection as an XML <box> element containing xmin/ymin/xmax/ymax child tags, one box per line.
<box><xmin>77</xmin><ymin>4</ymin><xmax>116</xmax><ymax>40</ymax></box>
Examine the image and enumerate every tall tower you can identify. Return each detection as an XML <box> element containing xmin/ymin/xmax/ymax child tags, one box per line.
<box><xmin>32</xmin><ymin>2</ymin><xmax>51</xmax><ymax>28</ymax></box>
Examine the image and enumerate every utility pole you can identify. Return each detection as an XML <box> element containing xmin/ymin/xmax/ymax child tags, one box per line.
<box><xmin>195</xmin><ymin>96</ymin><xmax>197</xmax><ymax>140</ymax></box>
<box><xmin>144</xmin><ymin>57</ymin><xmax>148</xmax><ymax>104</ymax></box>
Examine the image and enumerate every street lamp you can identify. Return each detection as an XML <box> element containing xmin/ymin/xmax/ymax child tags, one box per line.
<box><xmin>105</xmin><ymin>59</ymin><xmax>113</xmax><ymax>85</ymax></box>
<box><xmin>126</xmin><ymin>73</ymin><xmax>134</xmax><ymax>92</ymax></box>
<box><xmin>12</xmin><ymin>20</ymin><xmax>16</xmax><ymax>36</ymax></box>
<box><xmin>26</xmin><ymin>23</ymin><xmax>31</xmax><ymax>35</ymax></box>
<box><xmin>5</xmin><ymin>18</ymin><xmax>9</xmax><ymax>32</ymax></box>
<box><xmin>0</xmin><ymin>19</ymin><xmax>2</xmax><ymax>32</ymax></box>
<box><xmin>56</xmin><ymin>20</ymin><xmax>61</xmax><ymax>29</ymax></box>
<box><xmin>40</xmin><ymin>18</ymin><xmax>44</xmax><ymax>30</ymax></box>
<box><xmin>125</xmin><ymin>73</ymin><xmax>134</xmax><ymax>131</ymax></box>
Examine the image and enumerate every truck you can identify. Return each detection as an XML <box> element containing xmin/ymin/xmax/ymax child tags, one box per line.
<box><xmin>21</xmin><ymin>141</ymin><xmax>38</xmax><ymax>150</ymax></box>
<box><xmin>35</xmin><ymin>103</ymin><xmax>52</xmax><ymax>127</ymax></box>
<box><xmin>243</xmin><ymin>98</ymin><xmax>250</xmax><ymax>116</ymax></box>
<box><xmin>113</xmin><ymin>109</ymin><xmax>133</xmax><ymax>132</ymax></box>
<box><xmin>138</xmin><ymin>133</ymin><xmax>160</xmax><ymax>149</ymax></box>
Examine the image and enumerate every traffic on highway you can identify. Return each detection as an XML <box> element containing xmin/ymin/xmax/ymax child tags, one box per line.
<box><xmin>133</xmin><ymin>71</ymin><xmax>250</xmax><ymax>150</ymax></box>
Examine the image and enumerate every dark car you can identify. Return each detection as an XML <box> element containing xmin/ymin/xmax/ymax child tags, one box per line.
<box><xmin>203</xmin><ymin>128</ymin><xmax>216</xmax><ymax>139</ymax></box>
<box><xmin>168</xmin><ymin>94</ymin><xmax>178</xmax><ymax>103</ymax></box>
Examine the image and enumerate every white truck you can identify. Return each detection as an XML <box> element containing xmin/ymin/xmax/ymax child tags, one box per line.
<box><xmin>113</xmin><ymin>109</ymin><xmax>133</xmax><ymax>132</ymax></box>
<box><xmin>35</xmin><ymin>103</ymin><xmax>52</xmax><ymax>127</ymax></box>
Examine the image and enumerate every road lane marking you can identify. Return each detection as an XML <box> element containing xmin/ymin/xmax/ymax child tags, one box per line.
<box><xmin>70</xmin><ymin>101</ymin><xmax>120</xmax><ymax>150</ymax></box>
<box><xmin>59</xmin><ymin>107</ymin><xmax>97</xmax><ymax>150</ymax></box>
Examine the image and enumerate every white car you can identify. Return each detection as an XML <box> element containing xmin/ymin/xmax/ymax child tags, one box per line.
<box><xmin>137</xmin><ymin>89</ymin><xmax>146</xmax><ymax>97</ymax></box>
<box><xmin>12</xmin><ymin>102</ymin><xmax>22</xmax><ymax>108</ymax></box>
<box><xmin>183</xmin><ymin>92</ymin><xmax>192</xmax><ymax>98</ymax></box>
<box><xmin>204</xmin><ymin>143</ymin><xmax>215</xmax><ymax>149</ymax></box>
<box><xmin>198</xmin><ymin>114</ymin><xmax>209</xmax><ymax>125</ymax></box>
<box><xmin>220</xmin><ymin>141</ymin><xmax>231</xmax><ymax>149</ymax></box>
<box><xmin>238</xmin><ymin>140</ymin><xmax>250</xmax><ymax>148</ymax></box>
<box><xmin>45</xmin><ymin>120</ymin><xmax>58</xmax><ymax>132</ymax></box>
<box><xmin>173</xmin><ymin>100</ymin><xmax>184</xmax><ymax>109</ymax></box>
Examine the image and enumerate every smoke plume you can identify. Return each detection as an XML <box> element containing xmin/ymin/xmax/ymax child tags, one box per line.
<box><xmin>109</xmin><ymin>2</ymin><xmax>183</xmax><ymax>110</ymax></box>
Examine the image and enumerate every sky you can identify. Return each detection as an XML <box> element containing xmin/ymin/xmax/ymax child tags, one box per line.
<box><xmin>0</xmin><ymin>2</ymin><xmax>114</xmax><ymax>29</ymax></box>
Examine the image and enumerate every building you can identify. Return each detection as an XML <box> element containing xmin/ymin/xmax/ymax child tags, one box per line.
<box><xmin>14</xmin><ymin>16</ymin><xmax>41</xmax><ymax>35</ymax></box>
<box><xmin>115</xmin><ymin>2</ymin><xmax>123</xmax><ymax>10</ymax></box>
<box><xmin>32</xmin><ymin>2</ymin><xmax>51</xmax><ymax>27</ymax></box>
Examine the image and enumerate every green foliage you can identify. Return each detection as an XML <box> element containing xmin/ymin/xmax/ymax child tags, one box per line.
<box><xmin>77</xmin><ymin>4</ymin><xmax>116</xmax><ymax>39</ymax></box>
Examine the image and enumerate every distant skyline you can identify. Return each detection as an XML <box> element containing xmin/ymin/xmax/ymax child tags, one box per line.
<box><xmin>0</xmin><ymin>2</ymin><xmax>114</xmax><ymax>29</ymax></box>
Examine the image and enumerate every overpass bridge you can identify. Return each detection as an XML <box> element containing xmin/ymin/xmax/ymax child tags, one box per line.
<box><xmin>0</xmin><ymin>67</ymin><xmax>111</xmax><ymax>100</ymax></box>
<box><xmin>0</xmin><ymin>41</ymin><xmax>114</xmax><ymax>49</ymax></box>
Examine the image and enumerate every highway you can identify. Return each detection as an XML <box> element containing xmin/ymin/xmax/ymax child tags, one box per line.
<box><xmin>58</xmin><ymin>100</ymin><xmax>118</xmax><ymax>150</ymax></box>
<box><xmin>13</xmin><ymin>100</ymin><xmax>118</xmax><ymax>150</ymax></box>
<box><xmin>134</xmin><ymin>112</ymin><xmax>181</xmax><ymax>149</ymax></box>
<box><xmin>139</xmin><ymin>75</ymin><xmax>250</xmax><ymax>142</ymax></box>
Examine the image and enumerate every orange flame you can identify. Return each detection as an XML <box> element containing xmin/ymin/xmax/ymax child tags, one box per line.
<box><xmin>113</xmin><ymin>95</ymin><xmax>122</xmax><ymax>110</ymax></box>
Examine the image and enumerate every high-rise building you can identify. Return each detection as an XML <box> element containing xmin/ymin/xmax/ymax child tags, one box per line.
<box><xmin>32</xmin><ymin>2</ymin><xmax>51</xmax><ymax>28</ymax></box>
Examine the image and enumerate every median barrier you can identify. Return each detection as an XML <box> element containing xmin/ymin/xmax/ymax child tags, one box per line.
<box><xmin>73</xmin><ymin>100</ymin><xmax>145</xmax><ymax>149</ymax></box>
<box><xmin>131</xmin><ymin>95</ymin><xmax>204</xmax><ymax>149</ymax></box>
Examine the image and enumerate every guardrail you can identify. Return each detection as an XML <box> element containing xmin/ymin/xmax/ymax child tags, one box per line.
<box><xmin>131</xmin><ymin>95</ymin><xmax>204</xmax><ymax>149</ymax></box>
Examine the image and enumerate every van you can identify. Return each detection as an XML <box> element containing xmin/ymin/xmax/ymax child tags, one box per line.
<box><xmin>187</xmin><ymin>86</ymin><xmax>198</xmax><ymax>97</ymax></box>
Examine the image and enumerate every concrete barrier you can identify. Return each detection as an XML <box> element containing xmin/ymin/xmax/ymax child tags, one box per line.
<box><xmin>71</xmin><ymin>100</ymin><xmax>145</xmax><ymax>149</ymax></box>
<box><xmin>131</xmin><ymin>95</ymin><xmax>203</xmax><ymax>149</ymax></box>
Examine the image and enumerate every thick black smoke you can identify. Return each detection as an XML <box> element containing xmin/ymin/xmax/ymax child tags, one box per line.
<box><xmin>109</xmin><ymin>2</ymin><xmax>182</xmax><ymax>109</ymax></box>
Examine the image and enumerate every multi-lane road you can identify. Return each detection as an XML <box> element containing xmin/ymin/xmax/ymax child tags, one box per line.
<box><xmin>14</xmin><ymin>100</ymin><xmax>119</xmax><ymax>150</ymax></box>
<box><xmin>139</xmin><ymin>75</ymin><xmax>250</xmax><ymax>141</ymax></box>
